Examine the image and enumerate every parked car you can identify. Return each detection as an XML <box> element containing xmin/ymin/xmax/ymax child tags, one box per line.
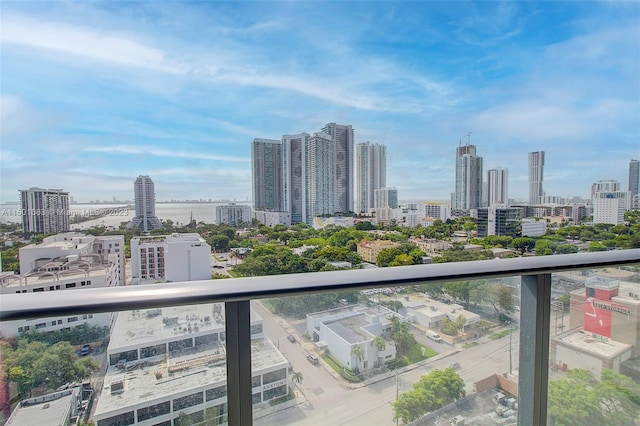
<box><xmin>426</xmin><ymin>331</ymin><xmax>443</xmax><ymax>342</ymax></box>
<box><xmin>306</xmin><ymin>354</ymin><xmax>319</xmax><ymax>365</ymax></box>
<box><xmin>80</xmin><ymin>344</ymin><xmax>91</xmax><ymax>356</ymax></box>
<box><xmin>287</xmin><ymin>334</ymin><xmax>296</xmax><ymax>343</ymax></box>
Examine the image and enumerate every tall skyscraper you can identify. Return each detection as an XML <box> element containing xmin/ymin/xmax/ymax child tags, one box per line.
<box><xmin>19</xmin><ymin>188</ymin><xmax>70</xmax><ymax>234</ymax></box>
<box><xmin>322</xmin><ymin>123</ymin><xmax>354</xmax><ymax>213</ymax></box>
<box><xmin>486</xmin><ymin>168</ymin><xmax>509</xmax><ymax>206</ymax></box>
<box><xmin>305</xmin><ymin>132</ymin><xmax>335</xmax><ymax>224</ymax></box>
<box><xmin>454</xmin><ymin>143</ymin><xmax>483</xmax><ymax>210</ymax></box>
<box><xmin>282</xmin><ymin>133</ymin><xmax>309</xmax><ymax>224</ymax></box>
<box><xmin>251</xmin><ymin>138</ymin><xmax>283</xmax><ymax>212</ymax></box>
<box><xmin>355</xmin><ymin>142</ymin><xmax>387</xmax><ymax>214</ymax></box>
<box><xmin>128</xmin><ymin>175</ymin><xmax>162</xmax><ymax>232</ymax></box>
<box><xmin>629</xmin><ymin>159</ymin><xmax>639</xmax><ymax>198</ymax></box>
<box><xmin>528</xmin><ymin>151</ymin><xmax>545</xmax><ymax>205</ymax></box>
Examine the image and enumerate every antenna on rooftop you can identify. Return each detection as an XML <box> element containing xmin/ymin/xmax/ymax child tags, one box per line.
<box><xmin>465</xmin><ymin>131</ymin><xmax>472</xmax><ymax>146</ymax></box>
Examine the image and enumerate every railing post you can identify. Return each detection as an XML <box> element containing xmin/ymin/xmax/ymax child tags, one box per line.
<box><xmin>226</xmin><ymin>300</ymin><xmax>252</xmax><ymax>426</ymax></box>
<box><xmin>518</xmin><ymin>273</ymin><xmax>552</xmax><ymax>426</ymax></box>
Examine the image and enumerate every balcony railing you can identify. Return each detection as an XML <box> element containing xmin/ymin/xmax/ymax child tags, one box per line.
<box><xmin>2</xmin><ymin>249</ymin><xmax>639</xmax><ymax>426</ymax></box>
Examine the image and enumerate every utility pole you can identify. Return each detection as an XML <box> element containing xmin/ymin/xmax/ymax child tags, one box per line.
<box><xmin>508</xmin><ymin>321</ymin><xmax>514</xmax><ymax>375</ymax></box>
<box><xmin>396</xmin><ymin>370</ymin><xmax>399</xmax><ymax>426</ymax></box>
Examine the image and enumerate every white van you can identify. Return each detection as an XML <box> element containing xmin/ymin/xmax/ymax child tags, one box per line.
<box><xmin>426</xmin><ymin>331</ymin><xmax>442</xmax><ymax>342</ymax></box>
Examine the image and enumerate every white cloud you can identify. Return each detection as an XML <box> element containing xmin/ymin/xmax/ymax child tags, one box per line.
<box><xmin>1</xmin><ymin>14</ymin><xmax>188</xmax><ymax>74</ymax></box>
<box><xmin>84</xmin><ymin>145</ymin><xmax>249</xmax><ymax>163</ymax></box>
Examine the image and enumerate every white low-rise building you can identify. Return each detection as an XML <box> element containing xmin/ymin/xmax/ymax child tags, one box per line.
<box><xmin>94</xmin><ymin>304</ymin><xmax>288</xmax><ymax>426</ymax></box>
<box><xmin>1</xmin><ymin>233</ymin><xmax>123</xmax><ymax>338</ymax></box>
<box><xmin>306</xmin><ymin>305</ymin><xmax>401</xmax><ymax>372</ymax></box>
<box><xmin>401</xmin><ymin>296</ymin><xmax>480</xmax><ymax>331</ymax></box>
<box><xmin>521</xmin><ymin>218</ymin><xmax>547</xmax><ymax>237</ymax></box>
<box><xmin>253</xmin><ymin>210</ymin><xmax>291</xmax><ymax>227</ymax></box>
<box><xmin>130</xmin><ymin>233</ymin><xmax>211</xmax><ymax>285</ymax></box>
<box><xmin>216</xmin><ymin>203</ymin><xmax>252</xmax><ymax>227</ymax></box>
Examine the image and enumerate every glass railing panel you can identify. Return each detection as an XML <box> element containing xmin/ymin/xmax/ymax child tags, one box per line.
<box><xmin>254</xmin><ymin>277</ymin><xmax>521</xmax><ymax>425</ymax></box>
<box><xmin>547</xmin><ymin>265</ymin><xmax>640</xmax><ymax>425</ymax></box>
<box><xmin>0</xmin><ymin>302</ymin><xmax>228</xmax><ymax>426</ymax></box>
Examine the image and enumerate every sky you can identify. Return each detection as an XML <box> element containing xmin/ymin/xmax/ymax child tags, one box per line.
<box><xmin>1</xmin><ymin>1</ymin><xmax>639</xmax><ymax>204</ymax></box>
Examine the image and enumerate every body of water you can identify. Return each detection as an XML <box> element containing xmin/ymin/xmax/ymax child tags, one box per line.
<box><xmin>0</xmin><ymin>202</ymin><xmax>252</xmax><ymax>229</ymax></box>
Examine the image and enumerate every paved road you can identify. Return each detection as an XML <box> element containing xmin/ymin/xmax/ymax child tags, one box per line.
<box><xmin>253</xmin><ymin>301</ymin><xmax>520</xmax><ymax>426</ymax></box>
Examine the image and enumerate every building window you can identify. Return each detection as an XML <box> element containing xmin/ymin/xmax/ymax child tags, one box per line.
<box><xmin>251</xmin><ymin>324</ymin><xmax>263</xmax><ymax>335</ymax></box>
<box><xmin>263</xmin><ymin>384</ymin><xmax>287</xmax><ymax>401</ymax></box>
<box><xmin>205</xmin><ymin>386</ymin><xmax>226</xmax><ymax>401</ymax></box>
<box><xmin>194</xmin><ymin>334</ymin><xmax>216</xmax><ymax>347</ymax></box>
<box><xmin>51</xmin><ymin>321</ymin><xmax>56</xmax><ymax>326</ymax></box>
<box><xmin>140</xmin><ymin>344</ymin><xmax>167</xmax><ymax>359</ymax></box>
<box><xmin>68</xmin><ymin>317</ymin><xmax>78</xmax><ymax>323</ymax></box>
<box><xmin>65</xmin><ymin>283</ymin><xmax>76</xmax><ymax>288</ymax></box>
<box><xmin>109</xmin><ymin>350</ymin><xmax>138</xmax><ymax>366</ymax></box>
<box><xmin>172</xmin><ymin>391</ymin><xmax>203</xmax><ymax>411</ymax></box>
<box><xmin>96</xmin><ymin>412</ymin><xmax>134</xmax><ymax>426</ymax></box>
<box><xmin>58</xmin><ymin>320</ymin><xmax>63</xmax><ymax>325</ymax></box>
<box><xmin>252</xmin><ymin>376</ymin><xmax>261</xmax><ymax>388</ymax></box>
<box><xmin>136</xmin><ymin>401</ymin><xmax>170</xmax><ymax>422</ymax></box>
<box><xmin>168</xmin><ymin>338</ymin><xmax>193</xmax><ymax>353</ymax></box>
<box><xmin>263</xmin><ymin>368</ymin><xmax>286</xmax><ymax>384</ymax></box>
<box><xmin>35</xmin><ymin>323</ymin><xmax>46</xmax><ymax>329</ymax></box>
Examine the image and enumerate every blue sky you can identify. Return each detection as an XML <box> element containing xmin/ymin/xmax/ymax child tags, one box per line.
<box><xmin>1</xmin><ymin>1</ymin><xmax>638</xmax><ymax>203</ymax></box>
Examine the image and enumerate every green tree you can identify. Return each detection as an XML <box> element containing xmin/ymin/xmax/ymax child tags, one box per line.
<box><xmin>512</xmin><ymin>237</ymin><xmax>536</xmax><ymax>253</ymax></box>
<box><xmin>548</xmin><ymin>369</ymin><xmax>640</xmax><ymax>425</ymax></box>
<box><xmin>392</xmin><ymin>368</ymin><xmax>464</xmax><ymax>424</ymax></box>
<box><xmin>351</xmin><ymin>345</ymin><xmax>365</xmax><ymax>373</ymax></box>
<box><xmin>291</xmin><ymin>371</ymin><xmax>304</xmax><ymax>394</ymax></box>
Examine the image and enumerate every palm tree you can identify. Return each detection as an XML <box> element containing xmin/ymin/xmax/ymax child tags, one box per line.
<box><xmin>291</xmin><ymin>371</ymin><xmax>303</xmax><ymax>395</ymax></box>
<box><xmin>372</xmin><ymin>336</ymin><xmax>386</xmax><ymax>352</ymax></box>
<box><xmin>351</xmin><ymin>345</ymin><xmax>365</xmax><ymax>373</ymax></box>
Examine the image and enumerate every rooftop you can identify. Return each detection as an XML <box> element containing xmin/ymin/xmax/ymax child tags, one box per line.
<box><xmin>109</xmin><ymin>303</ymin><xmax>257</xmax><ymax>350</ymax></box>
<box><xmin>325</xmin><ymin>315</ymin><xmax>371</xmax><ymax>344</ymax></box>
<box><xmin>6</xmin><ymin>389</ymin><xmax>78</xmax><ymax>426</ymax></box>
<box><xmin>95</xmin><ymin>337</ymin><xmax>287</xmax><ymax>418</ymax></box>
<box><xmin>553</xmin><ymin>329</ymin><xmax>633</xmax><ymax>359</ymax></box>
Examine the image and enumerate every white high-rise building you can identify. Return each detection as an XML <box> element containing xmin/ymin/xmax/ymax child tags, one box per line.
<box><xmin>592</xmin><ymin>180</ymin><xmax>629</xmax><ymax>225</ymax></box>
<box><xmin>251</xmin><ymin>139</ymin><xmax>283</xmax><ymax>212</ymax></box>
<box><xmin>355</xmin><ymin>142</ymin><xmax>386</xmax><ymax>214</ymax></box>
<box><xmin>528</xmin><ymin>151</ymin><xmax>545</xmax><ymax>205</ymax></box>
<box><xmin>374</xmin><ymin>187</ymin><xmax>398</xmax><ymax>210</ymax></box>
<box><xmin>130</xmin><ymin>233</ymin><xmax>211</xmax><ymax>285</ymax></box>
<box><xmin>19</xmin><ymin>188</ymin><xmax>70</xmax><ymax>235</ymax></box>
<box><xmin>128</xmin><ymin>175</ymin><xmax>163</xmax><ymax>232</ymax></box>
<box><xmin>487</xmin><ymin>168</ymin><xmax>509</xmax><ymax>206</ymax></box>
<box><xmin>322</xmin><ymin>123</ymin><xmax>354</xmax><ymax>213</ymax></box>
<box><xmin>216</xmin><ymin>203</ymin><xmax>251</xmax><ymax>227</ymax></box>
<box><xmin>423</xmin><ymin>201</ymin><xmax>451</xmax><ymax>221</ymax></box>
<box><xmin>282</xmin><ymin>133</ymin><xmax>309</xmax><ymax>224</ymax></box>
<box><xmin>305</xmin><ymin>132</ymin><xmax>335</xmax><ymax>224</ymax></box>
<box><xmin>454</xmin><ymin>144</ymin><xmax>483</xmax><ymax>210</ymax></box>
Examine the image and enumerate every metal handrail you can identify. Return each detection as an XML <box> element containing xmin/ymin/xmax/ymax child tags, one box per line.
<box><xmin>2</xmin><ymin>250</ymin><xmax>639</xmax><ymax>321</ymax></box>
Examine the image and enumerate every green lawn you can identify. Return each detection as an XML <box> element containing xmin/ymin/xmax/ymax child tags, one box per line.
<box><xmin>321</xmin><ymin>354</ymin><xmax>362</xmax><ymax>383</ymax></box>
<box><xmin>488</xmin><ymin>328</ymin><xmax>517</xmax><ymax>340</ymax></box>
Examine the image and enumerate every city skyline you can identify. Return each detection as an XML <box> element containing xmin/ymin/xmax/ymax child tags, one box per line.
<box><xmin>1</xmin><ymin>2</ymin><xmax>638</xmax><ymax>203</ymax></box>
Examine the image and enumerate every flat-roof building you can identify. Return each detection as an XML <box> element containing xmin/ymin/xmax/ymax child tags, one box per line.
<box><xmin>5</xmin><ymin>388</ymin><xmax>80</xmax><ymax>426</ymax></box>
<box><xmin>1</xmin><ymin>233</ymin><xmax>123</xmax><ymax>338</ymax></box>
<box><xmin>130</xmin><ymin>233</ymin><xmax>211</xmax><ymax>285</ymax></box>
<box><xmin>94</xmin><ymin>304</ymin><xmax>289</xmax><ymax>426</ymax></box>
<box><xmin>306</xmin><ymin>304</ymin><xmax>400</xmax><ymax>372</ymax></box>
